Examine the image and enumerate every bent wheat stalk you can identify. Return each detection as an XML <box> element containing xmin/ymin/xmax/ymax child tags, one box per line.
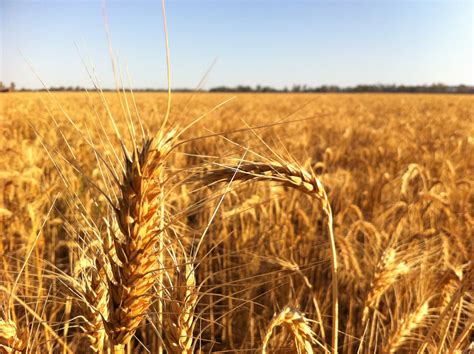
<box><xmin>204</xmin><ymin>161</ymin><xmax>339</xmax><ymax>352</ymax></box>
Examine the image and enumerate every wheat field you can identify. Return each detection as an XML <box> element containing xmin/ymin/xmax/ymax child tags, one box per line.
<box><xmin>1</xmin><ymin>91</ymin><xmax>473</xmax><ymax>353</ymax></box>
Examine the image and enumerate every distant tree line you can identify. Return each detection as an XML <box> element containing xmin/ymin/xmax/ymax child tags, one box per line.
<box><xmin>6</xmin><ymin>82</ymin><xmax>474</xmax><ymax>94</ymax></box>
<box><xmin>17</xmin><ymin>86</ymin><xmax>194</xmax><ymax>92</ymax></box>
<box><xmin>209</xmin><ymin>83</ymin><xmax>474</xmax><ymax>93</ymax></box>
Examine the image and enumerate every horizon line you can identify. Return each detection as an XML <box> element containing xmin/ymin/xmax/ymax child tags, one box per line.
<box><xmin>5</xmin><ymin>82</ymin><xmax>474</xmax><ymax>94</ymax></box>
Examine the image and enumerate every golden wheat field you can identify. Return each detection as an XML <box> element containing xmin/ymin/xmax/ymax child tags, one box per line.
<box><xmin>1</xmin><ymin>91</ymin><xmax>473</xmax><ymax>353</ymax></box>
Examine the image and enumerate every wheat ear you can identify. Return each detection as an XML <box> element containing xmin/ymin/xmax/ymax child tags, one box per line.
<box><xmin>0</xmin><ymin>318</ymin><xmax>26</xmax><ymax>353</ymax></box>
<box><xmin>362</xmin><ymin>248</ymin><xmax>410</xmax><ymax>323</ymax></box>
<box><xmin>384</xmin><ymin>301</ymin><xmax>429</xmax><ymax>353</ymax></box>
<box><xmin>103</xmin><ymin>133</ymin><xmax>174</xmax><ymax>348</ymax></box>
<box><xmin>163</xmin><ymin>262</ymin><xmax>198</xmax><ymax>353</ymax></box>
<box><xmin>262</xmin><ymin>306</ymin><xmax>317</xmax><ymax>354</ymax></box>
<box><xmin>82</xmin><ymin>264</ymin><xmax>108</xmax><ymax>353</ymax></box>
<box><xmin>204</xmin><ymin>161</ymin><xmax>339</xmax><ymax>352</ymax></box>
<box><xmin>72</xmin><ymin>246</ymin><xmax>109</xmax><ymax>353</ymax></box>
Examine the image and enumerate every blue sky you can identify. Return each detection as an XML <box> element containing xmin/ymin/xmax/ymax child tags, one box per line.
<box><xmin>1</xmin><ymin>0</ymin><xmax>473</xmax><ymax>89</ymax></box>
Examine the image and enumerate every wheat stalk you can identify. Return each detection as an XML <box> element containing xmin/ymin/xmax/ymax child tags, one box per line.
<box><xmin>103</xmin><ymin>132</ymin><xmax>175</xmax><ymax>348</ymax></box>
<box><xmin>203</xmin><ymin>161</ymin><xmax>339</xmax><ymax>352</ymax></box>
<box><xmin>262</xmin><ymin>306</ymin><xmax>317</xmax><ymax>354</ymax></box>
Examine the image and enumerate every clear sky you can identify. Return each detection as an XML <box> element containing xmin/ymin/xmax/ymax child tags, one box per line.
<box><xmin>1</xmin><ymin>0</ymin><xmax>473</xmax><ymax>89</ymax></box>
